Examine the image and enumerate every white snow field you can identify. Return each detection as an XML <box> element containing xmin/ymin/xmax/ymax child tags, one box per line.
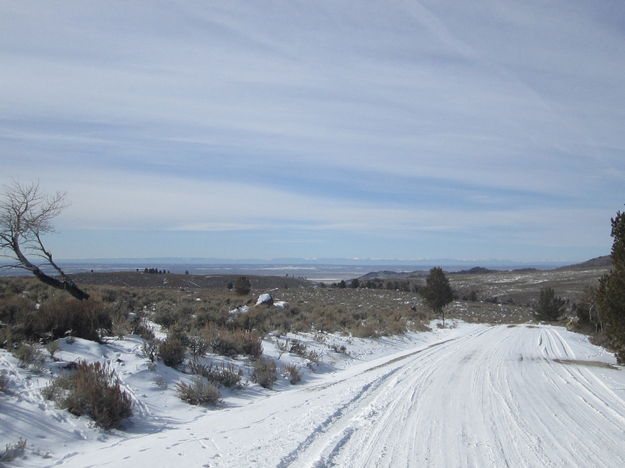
<box><xmin>2</xmin><ymin>323</ymin><xmax>625</xmax><ymax>467</ymax></box>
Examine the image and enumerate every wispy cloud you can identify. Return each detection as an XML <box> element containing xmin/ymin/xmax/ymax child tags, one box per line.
<box><xmin>1</xmin><ymin>0</ymin><xmax>623</xmax><ymax>260</ymax></box>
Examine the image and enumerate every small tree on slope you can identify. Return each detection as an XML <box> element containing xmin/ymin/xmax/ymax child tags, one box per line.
<box><xmin>234</xmin><ymin>276</ymin><xmax>251</xmax><ymax>295</ymax></box>
<box><xmin>533</xmin><ymin>287</ymin><xmax>566</xmax><ymax>322</ymax></box>
<box><xmin>597</xmin><ymin>209</ymin><xmax>625</xmax><ymax>363</ymax></box>
<box><xmin>420</xmin><ymin>267</ymin><xmax>454</xmax><ymax>326</ymax></box>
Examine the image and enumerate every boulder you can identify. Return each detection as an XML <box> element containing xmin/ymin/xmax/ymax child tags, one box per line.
<box><xmin>256</xmin><ymin>293</ymin><xmax>273</xmax><ymax>305</ymax></box>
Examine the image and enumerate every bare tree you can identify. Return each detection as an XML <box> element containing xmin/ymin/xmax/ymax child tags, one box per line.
<box><xmin>0</xmin><ymin>181</ymin><xmax>89</xmax><ymax>300</ymax></box>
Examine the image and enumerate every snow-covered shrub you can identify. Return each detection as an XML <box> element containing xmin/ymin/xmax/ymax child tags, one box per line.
<box><xmin>176</xmin><ymin>377</ymin><xmax>221</xmax><ymax>405</ymax></box>
<box><xmin>187</xmin><ymin>336</ymin><xmax>210</xmax><ymax>361</ymax></box>
<box><xmin>158</xmin><ymin>338</ymin><xmax>186</xmax><ymax>368</ymax></box>
<box><xmin>42</xmin><ymin>361</ymin><xmax>132</xmax><ymax>429</ymax></box>
<box><xmin>0</xmin><ymin>438</ymin><xmax>26</xmax><ymax>463</ymax></box>
<box><xmin>45</xmin><ymin>340</ymin><xmax>60</xmax><ymax>359</ymax></box>
<box><xmin>142</xmin><ymin>338</ymin><xmax>160</xmax><ymax>362</ymax></box>
<box><xmin>202</xmin><ymin>325</ymin><xmax>262</xmax><ymax>358</ymax></box>
<box><xmin>131</xmin><ymin>317</ymin><xmax>155</xmax><ymax>341</ymax></box>
<box><xmin>304</xmin><ymin>349</ymin><xmax>320</xmax><ymax>364</ymax></box>
<box><xmin>109</xmin><ymin>308</ymin><xmax>153</xmax><ymax>340</ymax></box>
<box><xmin>288</xmin><ymin>339</ymin><xmax>307</xmax><ymax>356</ymax></box>
<box><xmin>189</xmin><ymin>361</ymin><xmax>242</xmax><ymax>388</ymax></box>
<box><xmin>281</xmin><ymin>339</ymin><xmax>320</xmax><ymax>363</ymax></box>
<box><xmin>0</xmin><ymin>371</ymin><xmax>9</xmax><ymax>393</ymax></box>
<box><xmin>281</xmin><ymin>364</ymin><xmax>301</xmax><ymax>384</ymax></box>
<box><xmin>252</xmin><ymin>358</ymin><xmax>277</xmax><ymax>389</ymax></box>
<box><xmin>13</xmin><ymin>343</ymin><xmax>45</xmax><ymax>370</ymax></box>
<box><xmin>153</xmin><ymin>376</ymin><xmax>167</xmax><ymax>390</ymax></box>
<box><xmin>330</xmin><ymin>343</ymin><xmax>348</xmax><ymax>354</ymax></box>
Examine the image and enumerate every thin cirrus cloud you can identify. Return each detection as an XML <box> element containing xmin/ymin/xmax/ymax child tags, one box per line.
<box><xmin>1</xmin><ymin>0</ymin><xmax>624</xmax><ymax>260</ymax></box>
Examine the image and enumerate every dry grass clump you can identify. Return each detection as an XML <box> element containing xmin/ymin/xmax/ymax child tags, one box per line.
<box><xmin>158</xmin><ymin>338</ymin><xmax>186</xmax><ymax>368</ymax></box>
<box><xmin>275</xmin><ymin>288</ymin><xmax>425</xmax><ymax>336</ymax></box>
<box><xmin>277</xmin><ymin>339</ymin><xmax>320</xmax><ymax>363</ymax></box>
<box><xmin>109</xmin><ymin>308</ymin><xmax>154</xmax><ymax>340</ymax></box>
<box><xmin>153</xmin><ymin>305</ymin><xmax>186</xmax><ymax>329</ymax></box>
<box><xmin>0</xmin><ymin>295</ymin><xmax>111</xmax><ymax>343</ymax></box>
<box><xmin>37</xmin><ymin>298</ymin><xmax>111</xmax><ymax>341</ymax></box>
<box><xmin>351</xmin><ymin>322</ymin><xmax>380</xmax><ymax>338</ymax></box>
<box><xmin>0</xmin><ymin>295</ymin><xmax>33</xmax><ymax>322</ymax></box>
<box><xmin>252</xmin><ymin>358</ymin><xmax>277</xmax><ymax>389</ymax></box>
<box><xmin>43</xmin><ymin>361</ymin><xmax>132</xmax><ymax>429</ymax></box>
<box><xmin>446</xmin><ymin>300</ymin><xmax>533</xmax><ymax>324</ymax></box>
<box><xmin>176</xmin><ymin>377</ymin><xmax>221</xmax><ymax>405</ymax></box>
<box><xmin>202</xmin><ymin>325</ymin><xmax>263</xmax><ymax>358</ymax></box>
<box><xmin>0</xmin><ymin>296</ymin><xmax>35</xmax><ymax>346</ymax></box>
<box><xmin>0</xmin><ymin>276</ymin><xmax>58</xmax><ymax>302</ymax></box>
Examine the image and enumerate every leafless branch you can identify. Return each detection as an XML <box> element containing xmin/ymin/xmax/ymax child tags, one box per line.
<box><xmin>0</xmin><ymin>181</ymin><xmax>89</xmax><ymax>300</ymax></box>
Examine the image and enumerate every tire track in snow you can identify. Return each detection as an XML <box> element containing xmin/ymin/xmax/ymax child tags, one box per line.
<box><xmin>282</xmin><ymin>329</ymin><xmax>493</xmax><ymax>467</ymax></box>
<box><xmin>276</xmin><ymin>362</ymin><xmax>408</xmax><ymax>467</ymax></box>
<box><xmin>287</xmin><ymin>325</ymin><xmax>625</xmax><ymax>468</ymax></box>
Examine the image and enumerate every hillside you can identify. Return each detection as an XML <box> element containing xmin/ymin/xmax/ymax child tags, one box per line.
<box><xmin>68</xmin><ymin>271</ymin><xmax>311</xmax><ymax>290</ymax></box>
<box><xmin>558</xmin><ymin>255</ymin><xmax>612</xmax><ymax>270</ymax></box>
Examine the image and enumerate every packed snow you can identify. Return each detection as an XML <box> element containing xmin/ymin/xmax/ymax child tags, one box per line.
<box><xmin>1</xmin><ymin>322</ymin><xmax>624</xmax><ymax>467</ymax></box>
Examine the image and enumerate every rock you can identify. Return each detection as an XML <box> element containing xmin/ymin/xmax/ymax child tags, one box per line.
<box><xmin>256</xmin><ymin>293</ymin><xmax>273</xmax><ymax>305</ymax></box>
<box><xmin>228</xmin><ymin>305</ymin><xmax>250</xmax><ymax>315</ymax></box>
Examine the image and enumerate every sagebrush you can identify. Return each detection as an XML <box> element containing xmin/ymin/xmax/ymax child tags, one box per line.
<box><xmin>0</xmin><ymin>438</ymin><xmax>26</xmax><ymax>463</ymax></box>
<box><xmin>176</xmin><ymin>377</ymin><xmax>221</xmax><ymax>405</ymax></box>
<box><xmin>252</xmin><ymin>358</ymin><xmax>277</xmax><ymax>389</ymax></box>
<box><xmin>189</xmin><ymin>361</ymin><xmax>242</xmax><ymax>388</ymax></box>
<box><xmin>42</xmin><ymin>361</ymin><xmax>132</xmax><ymax>429</ymax></box>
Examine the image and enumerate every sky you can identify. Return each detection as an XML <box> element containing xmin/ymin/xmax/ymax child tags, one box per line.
<box><xmin>1</xmin><ymin>0</ymin><xmax>625</xmax><ymax>262</ymax></box>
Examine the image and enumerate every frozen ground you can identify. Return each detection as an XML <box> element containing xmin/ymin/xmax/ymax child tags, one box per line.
<box><xmin>2</xmin><ymin>323</ymin><xmax>625</xmax><ymax>467</ymax></box>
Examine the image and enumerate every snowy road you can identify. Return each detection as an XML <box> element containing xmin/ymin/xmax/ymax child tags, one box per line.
<box><xmin>52</xmin><ymin>325</ymin><xmax>625</xmax><ymax>467</ymax></box>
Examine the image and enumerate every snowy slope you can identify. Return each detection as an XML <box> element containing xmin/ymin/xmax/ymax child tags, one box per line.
<box><xmin>2</xmin><ymin>324</ymin><xmax>625</xmax><ymax>467</ymax></box>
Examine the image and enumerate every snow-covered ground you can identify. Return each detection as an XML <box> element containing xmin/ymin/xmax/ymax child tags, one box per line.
<box><xmin>2</xmin><ymin>322</ymin><xmax>624</xmax><ymax>467</ymax></box>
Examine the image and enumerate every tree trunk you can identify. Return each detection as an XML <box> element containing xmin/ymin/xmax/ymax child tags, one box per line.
<box><xmin>12</xmin><ymin>239</ymin><xmax>89</xmax><ymax>300</ymax></box>
<box><xmin>31</xmin><ymin>268</ymin><xmax>90</xmax><ymax>300</ymax></box>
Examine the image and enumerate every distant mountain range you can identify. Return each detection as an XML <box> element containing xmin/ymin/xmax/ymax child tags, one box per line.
<box><xmin>356</xmin><ymin>255</ymin><xmax>611</xmax><ymax>281</ymax></box>
<box><xmin>0</xmin><ymin>255</ymin><xmax>610</xmax><ymax>281</ymax></box>
<box><xmin>54</xmin><ymin>256</ymin><xmax>585</xmax><ymax>269</ymax></box>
